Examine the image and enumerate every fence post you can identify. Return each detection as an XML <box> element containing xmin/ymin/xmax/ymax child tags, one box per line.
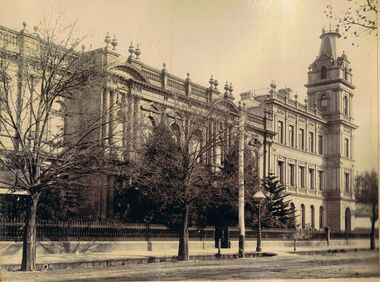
<box><xmin>146</xmin><ymin>223</ymin><xmax>152</xmax><ymax>251</ymax></box>
<box><xmin>325</xmin><ymin>226</ymin><xmax>330</xmax><ymax>246</ymax></box>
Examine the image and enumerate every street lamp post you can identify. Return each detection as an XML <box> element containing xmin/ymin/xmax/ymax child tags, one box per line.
<box><xmin>253</xmin><ymin>190</ymin><xmax>266</xmax><ymax>252</ymax></box>
<box><xmin>263</xmin><ymin>109</ymin><xmax>268</xmax><ymax>181</ymax></box>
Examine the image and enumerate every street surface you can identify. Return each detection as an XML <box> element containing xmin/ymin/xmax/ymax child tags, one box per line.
<box><xmin>2</xmin><ymin>251</ymin><xmax>379</xmax><ymax>281</ymax></box>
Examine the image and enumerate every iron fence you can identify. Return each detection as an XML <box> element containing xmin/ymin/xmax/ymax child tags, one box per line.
<box><xmin>0</xmin><ymin>218</ymin><xmax>374</xmax><ymax>241</ymax></box>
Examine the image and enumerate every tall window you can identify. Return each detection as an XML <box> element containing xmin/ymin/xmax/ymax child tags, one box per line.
<box><xmin>278</xmin><ymin>161</ymin><xmax>284</xmax><ymax>184</ymax></box>
<box><xmin>318</xmin><ymin>135</ymin><xmax>323</xmax><ymax>155</ymax></box>
<box><xmin>289</xmin><ymin>164</ymin><xmax>295</xmax><ymax>186</ymax></box>
<box><xmin>278</xmin><ymin>121</ymin><xmax>284</xmax><ymax>144</ymax></box>
<box><xmin>301</xmin><ymin>204</ymin><xmax>306</xmax><ymax>229</ymax></box>
<box><xmin>171</xmin><ymin>123</ymin><xmax>181</xmax><ymax>143</ymax></box>
<box><xmin>299</xmin><ymin>166</ymin><xmax>305</xmax><ymax>188</ymax></box>
<box><xmin>299</xmin><ymin>128</ymin><xmax>305</xmax><ymax>150</ymax></box>
<box><xmin>344</xmin><ymin>138</ymin><xmax>349</xmax><ymax>158</ymax></box>
<box><xmin>288</xmin><ymin>125</ymin><xmax>295</xmax><ymax>147</ymax></box>
<box><xmin>320</xmin><ymin>94</ymin><xmax>328</xmax><ymax>112</ymax></box>
<box><xmin>309</xmin><ymin>168</ymin><xmax>315</xmax><ymax>189</ymax></box>
<box><xmin>343</xmin><ymin>96</ymin><xmax>349</xmax><ymax>115</ymax></box>
<box><xmin>345</xmin><ymin>208</ymin><xmax>351</xmax><ymax>231</ymax></box>
<box><xmin>321</xmin><ymin>66</ymin><xmax>327</xmax><ymax>79</ymax></box>
<box><xmin>290</xmin><ymin>203</ymin><xmax>296</xmax><ymax>224</ymax></box>
<box><xmin>344</xmin><ymin>67</ymin><xmax>349</xmax><ymax>81</ymax></box>
<box><xmin>318</xmin><ymin>171</ymin><xmax>324</xmax><ymax>191</ymax></box>
<box><xmin>344</xmin><ymin>173</ymin><xmax>350</xmax><ymax>193</ymax></box>
<box><xmin>308</xmin><ymin>132</ymin><xmax>314</xmax><ymax>153</ymax></box>
<box><xmin>319</xmin><ymin>206</ymin><xmax>324</xmax><ymax>229</ymax></box>
<box><xmin>311</xmin><ymin>205</ymin><xmax>315</xmax><ymax>229</ymax></box>
<box><xmin>190</xmin><ymin>130</ymin><xmax>203</xmax><ymax>163</ymax></box>
<box><xmin>143</xmin><ymin>116</ymin><xmax>156</xmax><ymax>139</ymax></box>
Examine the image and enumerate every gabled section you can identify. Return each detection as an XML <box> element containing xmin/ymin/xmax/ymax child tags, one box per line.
<box><xmin>111</xmin><ymin>64</ymin><xmax>149</xmax><ymax>84</ymax></box>
<box><xmin>212</xmin><ymin>98</ymin><xmax>240</xmax><ymax>116</ymax></box>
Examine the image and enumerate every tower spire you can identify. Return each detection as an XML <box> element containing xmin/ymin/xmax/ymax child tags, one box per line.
<box><xmin>319</xmin><ymin>26</ymin><xmax>340</xmax><ymax>60</ymax></box>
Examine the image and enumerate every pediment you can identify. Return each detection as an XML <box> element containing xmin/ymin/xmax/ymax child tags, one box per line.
<box><xmin>166</xmin><ymin>110</ymin><xmax>184</xmax><ymax>120</ymax></box>
<box><xmin>213</xmin><ymin>99</ymin><xmax>239</xmax><ymax>115</ymax></box>
<box><xmin>111</xmin><ymin>64</ymin><xmax>149</xmax><ymax>83</ymax></box>
<box><xmin>141</xmin><ymin>102</ymin><xmax>162</xmax><ymax>113</ymax></box>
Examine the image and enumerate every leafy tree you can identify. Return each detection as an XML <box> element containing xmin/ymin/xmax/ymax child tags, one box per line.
<box><xmin>114</xmin><ymin>129</ymin><xmax>184</xmax><ymax>226</ymax></box>
<box><xmin>0</xmin><ymin>187</ymin><xmax>86</xmax><ymax>221</ymax></box>
<box><xmin>355</xmin><ymin>170</ymin><xmax>378</xmax><ymax>250</ymax></box>
<box><xmin>0</xmin><ymin>19</ymin><xmax>106</xmax><ymax>271</ymax></box>
<box><xmin>201</xmin><ymin>140</ymin><xmax>259</xmax><ymax>228</ymax></box>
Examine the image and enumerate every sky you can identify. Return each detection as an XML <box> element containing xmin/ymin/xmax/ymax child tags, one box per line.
<box><xmin>0</xmin><ymin>0</ymin><xmax>378</xmax><ymax>174</ymax></box>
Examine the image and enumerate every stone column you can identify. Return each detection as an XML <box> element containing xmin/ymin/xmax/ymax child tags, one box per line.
<box><xmin>211</xmin><ymin>121</ymin><xmax>217</xmax><ymax>170</ymax></box>
<box><xmin>108</xmin><ymin>90</ymin><xmax>114</xmax><ymax>156</ymax></box>
<box><xmin>207</xmin><ymin>119</ymin><xmax>213</xmax><ymax>166</ymax></box>
<box><xmin>126</xmin><ymin>89</ymin><xmax>134</xmax><ymax>158</ymax></box>
<box><xmin>121</xmin><ymin>91</ymin><xmax>127</xmax><ymax>147</ymax></box>
<box><xmin>101</xmin><ymin>88</ymin><xmax>109</xmax><ymax>148</ymax></box>
<box><xmin>132</xmin><ymin>95</ymin><xmax>141</xmax><ymax>154</ymax></box>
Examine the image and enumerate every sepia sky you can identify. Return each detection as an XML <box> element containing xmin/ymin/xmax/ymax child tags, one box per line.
<box><xmin>0</xmin><ymin>0</ymin><xmax>378</xmax><ymax>174</ymax></box>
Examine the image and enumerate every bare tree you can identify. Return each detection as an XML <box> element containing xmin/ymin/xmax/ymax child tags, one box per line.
<box><xmin>326</xmin><ymin>0</ymin><xmax>377</xmax><ymax>41</ymax></box>
<box><xmin>0</xmin><ymin>20</ymin><xmax>106</xmax><ymax>271</ymax></box>
<box><xmin>129</xmin><ymin>101</ymin><xmax>239</xmax><ymax>260</ymax></box>
<box><xmin>355</xmin><ymin>170</ymin><xmax>378</xmax><ymax>250</ymax></box>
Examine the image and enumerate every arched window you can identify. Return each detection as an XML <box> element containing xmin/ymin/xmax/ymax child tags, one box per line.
<box><xmin>320</xmin><ymin>94</ymin><xmax>328</xmax><ymax>112</ymax></box>
<box><xmin>290</xmin><ymin>203</ymin><xmax>296</xmax><ymax>229</ymax></box>
<box><xmin>55</xmin><ymin>100</ymin><xmax>67</xmax><ymax>135</ymax></box>
<box><xmin>319</xmin><ymin>206</ymin><xmax>324</xmax><ymax>229</ymax></box>
<box><xmin>190</xmin><ymin>130</ymin><xmax>203</xmax><ymax>163</ymax></box>
<box><xmin>321</xmin><ymin>66</ymin><xmax>327</xmax><ymax>79</ymax></box>
<box><xmin>148</xmin><ymin>116</ymin><xmax>156</xmax><ymax>127</ymax></box>
<box><xmin>301</xmin><ymin>204</ymin><xmax>305</xmax><ymax>229</ymax></box>
<box><xmin>343</xmin><ymin>96</ymin><xmax>349</xmax><ymax>115</ymax></box>
<box><xmin>310</xmin><ymin>205</ymin><xmax>315</xmax><ymax>229</ymax></box>
<box><xmin>171</xmin><ymin>123</ymin><xmax>181</xmax><ymax>143</ymax></box>
<box><xmin>142</xmin><ymin>116</ymin><xmax>156</xmax><ymax>140</ymax></box>
<box><xmin>345</xmin><ymin>208</ymin><xmax>351</xmax><ymax>231</ymax></box>
<box><xmin>214</xmin><ymin>124</ymin><xmax>223</xmax><ymax>167</ymax></box>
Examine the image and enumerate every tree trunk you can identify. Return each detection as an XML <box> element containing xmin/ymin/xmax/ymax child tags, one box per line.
<box><xmin>21</xmin><ymin>192</ymin><xmax>40</xmax><ymax>271</ymax></box>
<box><xmin>370</xmin><ymin>204</ymin><xmax>376</xmax><ymax>250</ymax></box>
<box><xmin>178</xmin><ymin>204</ymin><xmax>189</xmax><ymax>261</ymax></box>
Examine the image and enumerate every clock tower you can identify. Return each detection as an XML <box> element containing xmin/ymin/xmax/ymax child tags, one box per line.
<box><xmin>306</xmin><ymin>26</ymin><xmax>357</xmax><ymax>231</ymax></box>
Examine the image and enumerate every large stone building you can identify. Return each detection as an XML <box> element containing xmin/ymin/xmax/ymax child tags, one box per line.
<box><xmin>0</xmin><ymin>24</ymin><xmax>356</xmax><ymax>231</ymax></box>
<box><xmin>241</xmin><ymin>27</ymin><xmax>357</xmax><ymax>231</ymax></box>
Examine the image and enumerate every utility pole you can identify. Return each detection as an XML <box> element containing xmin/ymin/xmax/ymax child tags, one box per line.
<box><xmin>238</xmin><ymin>103</ymin><xmax>246</xmax><ymax>258</ymax></box>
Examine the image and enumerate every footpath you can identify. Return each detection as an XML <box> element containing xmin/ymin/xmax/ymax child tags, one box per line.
<box><xmin>0</xmin><ymin>238</ymin><xmax>376</xmax><ymax>271</ymax></box>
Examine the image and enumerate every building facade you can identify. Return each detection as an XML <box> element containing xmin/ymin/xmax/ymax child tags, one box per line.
<box><xmin>0</xmin><ymin>24</ymin><xmax>356</xmax><ymax>231</ymax></box>
<box><xmin>241</xmin><ymin>27</ymin><xmax>357</xmax><ymax>231</ymax></box>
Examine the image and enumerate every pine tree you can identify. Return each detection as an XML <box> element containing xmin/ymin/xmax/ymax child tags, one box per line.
<box><xmin>262</xmin><ymin>172</ymin><xmax>296</xmax><ymax>229</ymax></box>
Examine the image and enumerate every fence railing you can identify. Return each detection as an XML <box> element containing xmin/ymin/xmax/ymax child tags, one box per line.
<box><xmin>0</xmin><ymin>218</ymin><xmax>375</xmax><ymax>241</ymax></box>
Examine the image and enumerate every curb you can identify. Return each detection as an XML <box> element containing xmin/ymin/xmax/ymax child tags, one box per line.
<box><xmin>290</xmin><ymin>247</ymin><xmax>378</xmax><ymax>255</ymax></box>
<box><xmin>1</xmin><ymin>252</ymin><xmax>277</xmax><ymax>272</ymax></box>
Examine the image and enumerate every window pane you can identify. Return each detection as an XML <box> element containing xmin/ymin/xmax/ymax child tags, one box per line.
<box><xmin>278</xmin><ymin>121</ymin><xmax>283</xmax><ymax>144</ymax></box>
<box><xmin>318</xmin><ymin>135</ymin><xmax>323</xmax><ymax>155</ymax></box>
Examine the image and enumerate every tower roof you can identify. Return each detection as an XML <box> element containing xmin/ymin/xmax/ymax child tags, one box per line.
<box><xmin>318</xmin><ymin>26</ymin><xmax>341</xmax><ymax>60</ymax></box>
